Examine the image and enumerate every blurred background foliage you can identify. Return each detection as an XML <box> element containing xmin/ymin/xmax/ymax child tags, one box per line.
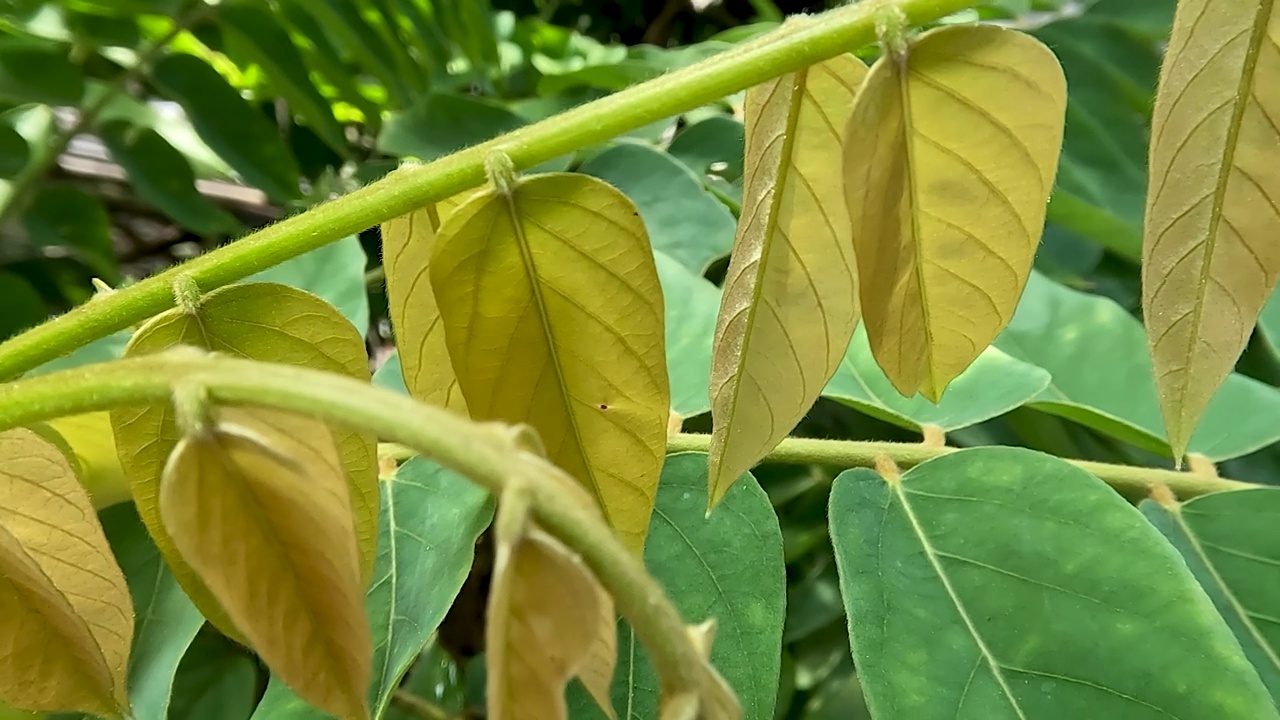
<box><xmin>9</xmin><ymin>0</ymin><xmax>1280</xmax><ymax>718</ymax></box>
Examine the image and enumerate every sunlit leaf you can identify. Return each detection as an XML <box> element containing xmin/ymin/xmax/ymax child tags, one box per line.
<box><xmin>431</xmin><ymin>173</ymin><xmax>669</xmax><ymax>552</ymax></box>
<box><xmin>381</xmin><ymin>192</ymin><xmax>469</xmax><ymax>412</ymax></box>
<box><xmin>707</xmin><ymin>54</ymin><xmax>866</xmax><ymax>508</ymax></box>
<box><xmin>829</xmin><ymin>447</ymin><xmax>1278</xmax><ymax>718</ymax></box>
<box><xmin>111</xmin><ymin>282</ymin><xmax>378</xmax><ymax>642</ymax></box>
<box><xmin>844</xmin><ymin>25</ymin><xmax>1066</xmax><ymax>401</ymax></box>
<box><xmin>160</xmin><ymin>407</ymin><xmax>372</xmax><ymax>720</ymax></box>
<box><xmin>1140</xmin><ymin>0</ymin><xmax>1280</xmax><ymax>460</ymax></box>
<box><xmin>0</xmin><ymin>428</ymin><xmax>132</xmax><ymax>716</ymax></box>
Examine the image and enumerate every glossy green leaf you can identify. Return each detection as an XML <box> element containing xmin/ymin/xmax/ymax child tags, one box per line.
<box><xmin>578</xmin><ymin>143</ymin><xmax>737</xmax><ymax>274</ymax></box>
<box><xmin>569</xmin><ymin>452</ymin><xmax>784</xmax><ymax>720</ymax></box>
<box><xmin>110</xmin><ymin>282</ymin><xmax>378</xmax><ymax>643</ymax></box>
<box><xmin>1142</xmin><ymin>489</ymin><xmax>1280</xmax><ymax>704</ymax></box>
<box><xmin>249</xmin><ymin>236</ymin><xmax>370</xmax><ymax>332</ymax></box>
<box><xmin>707</xmin><ymin>55</ymin><xmax>866</xmax><ymax>507</ymax></box>
<box><xmin>168</xmin><ymin>630</ymin><xmax>260</xmax><ymax>720</ymax></box>
<box><xmin>657</xmin><ymin>251</ymin><xmax>719</xmax><ymax>419</ymax></box>
<box><xmin>0</xmin><ymin>45</ymin><xmax>82</xmax><ymax>105</ymax></box>
<box><xmin>21</xmin><ymin>185</ymin><xmax>115</xmax><ymax>278</ymax></box>
<box><xmin>430</xmin><ymin>173</ymin><xmax>669</xmax><ymax>552</ymax></box>
<box><xmin>1140</xmin><ymin>0</ymin><xmax>1280</xmax><ymax>459</ymax></box>
<box><xmin>823</xmin><ymin>325</ymin><xmax>1050</xmax><ymax>432</ymax></box>
<box><xmin>151</xmin><ymin>53</ymin><xmax>301</xmax><ymax>201</ymax></box>
<box><xmin>0</xmin><ymin>270</ymin><xmax>46</xmax><ymax>341</ymax></box>
<box><xmin>98</xmin><ymin>120</ymin><xmax>241</xmax><ymax>237</ymax></box>
<box><xmin>995</xmin><ymin>271</ymin><xmax>1280</xmax><ymax>460</ymax></box>
<box><xmin>829</xmin><ymin>447</ymin><xmax>1278</xmax><ymax>719</ymax></box>
<box><xmin>99</xmin><ymin>504</ymin><xmax>203</xmax><ymax>720</ymax></box>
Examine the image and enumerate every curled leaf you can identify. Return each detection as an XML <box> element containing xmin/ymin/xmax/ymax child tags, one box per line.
<box><xmin>844</xmin><ymin>25</ymin><xmax>1066</xmax><ymax>401</ymax></box>
<box><xmin>160</xmin><ymin>407</ymin><xmax>372</xmax><ymax>720</ymax></box>
<box><xmin>0</xmin><ymin>428</ymin><xmax>133</xmax><ymax>716</ymax></box>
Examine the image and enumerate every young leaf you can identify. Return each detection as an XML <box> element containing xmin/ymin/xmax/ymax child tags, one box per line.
<box><xmin>1142</xmin><ymin>488</ymin><xmax>1280</xmax><ymax>704</ymax></box>
<box><xmin>110</xmin><ymin>282</ymin><xmax>378</xmax><ymax>642</ymax></box>
<box><xmin>707</xmin><ymin>54</ymin><xmax>866</xmax><ymax>508</ymax></box>
<box><xmin>42</xmin><ymin>412</ymin><xmax>131</xmax><ymax>509</ymax></box>
<box><xmin>844</xmin><ymin>25</ymin><xmax>1066</xmax><ymax>401</ymax></box>
<box><xmin>829</xmin><ymin>447</ymin><xmax>1279</xmax><ymax>719</ymax></box>
<box><xmin>430</xmin><ymin>173</ymin><xmax>670</xmax><ymax>552</ymax></box>
<box><xmin>0</xmin><ymin>428</ymin><xmax>133</xmax><ymax>716</ymax></box>
<box><xmin>381</xmin><ymin>193</ymin><xmax>469</xmax><ymax>412</ymax></box>
<box><xmin>1141</xmin><ymin>0</ymin><xmax>1280</xmax><ymax>460</ymax></box>
<box><xmin>160</xmin><ymin>407</ymin><xmax>372</xmax><ymax>720</ymax></box>
<box><xmin>487</xmin><ymin>525</ymin><xmax>604</xmax><ymax>720</ymax></box>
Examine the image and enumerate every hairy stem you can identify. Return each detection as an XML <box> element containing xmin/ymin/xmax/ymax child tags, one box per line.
<box><xmin>0</xmin><ymin>352</ymin><xmax>708</xmax><ymax>706</ymax></box>
<box><xmin>0</xmin><ymin>0</ymin><xmax>978</xmax><ymax>380</ymax></box>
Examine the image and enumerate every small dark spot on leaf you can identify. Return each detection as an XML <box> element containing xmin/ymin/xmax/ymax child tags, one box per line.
<box><xmin>599</xmin><ymin>404</ymin><xmax>609</xmax><ymax>410</ymax></box>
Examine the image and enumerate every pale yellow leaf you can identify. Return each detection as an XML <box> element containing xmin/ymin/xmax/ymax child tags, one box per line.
<box><xmin>110</xmin><ymin>281</ymin><xmax>379</xmax><ymax>641</ymax></box>
<box><xmin>707</xmin><ymin>54</ymin><xmax>867</xmax><ymax>508</ymax></box>
<box><xmin>382</xmin><ymin>193</ymin><xmax>469</xmax><ymax>413</ymax></box>
<box><xmin>0</xmin><ymin>428</ymin><xmax>132</xmax><ymax>716</ymax></box>
<box><xmin>160</xmin><ymin>407</ymin><xmax>372</xmax><ymax>720</ymax></box>
<box><xmin>844</xmin><ymin>25</ymin><xmax>1066</xmax><ymax>401</ymax></box>
<box><xmin>578</xmin><ymin>586</ymin><xmax>617</xmax><ymax>720</ymax></box>
<box><xmin>1142</xmin><ymin>0</ymin><xmax>1280</xmax><ymax>459</ymax></box>
<box><xmin>44</xmin><ymin>413</ymin><xmax>131</xmax><ymax>509</ymax></box>
<box><xmin>486</xmin><ymin>527</ymin><xmax>602</xmax><ymax>720</ymax></box>
<box><xmin>430</xmin><ymin>173</ymin><xmax>670</xmax><ymax>553</ymax></box>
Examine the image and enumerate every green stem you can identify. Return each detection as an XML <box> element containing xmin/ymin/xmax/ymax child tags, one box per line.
<box><xmin>666</xmin><ymin>434</ymin><xmax>1251</xmax><ymax>500</ymax></box>
<box><xmin>0</xmin><ymin>0</ymin><xmax>977</xmax><ymax>380</ymax></box>
<box><xmin>0</xmin><ymin>352</ymin><xmax>708</xmax><ymax>707</ymax></box>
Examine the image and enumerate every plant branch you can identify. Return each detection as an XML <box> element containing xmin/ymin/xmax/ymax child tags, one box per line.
<box><xmin>665</xmin><ymin>434</ymin><xmax>1252</xmax><ymax>501</ymax></box>
<box><xmin>0</xmin><ymin>3</ymin><xmax>208</xmax><ymax>226</ymax></box>
<box><xmin>0</xmin><ymin>351</ymin><xmax>708</xmax><ymax>707</ymax></box>
<box><xmin>0</xmin><ymin>0</ymin><xmax>979</xmax><ymax>380</ymax></box>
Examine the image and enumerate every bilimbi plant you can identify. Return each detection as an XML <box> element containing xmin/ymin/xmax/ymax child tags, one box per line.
<box><xmin>0</xmin><ymin>0</ymin><xmax>1277</xmax><ymax>718</ymax></box>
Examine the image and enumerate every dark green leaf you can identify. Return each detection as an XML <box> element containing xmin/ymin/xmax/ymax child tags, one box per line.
<box><xmin>379</xmin><ymin>92</ymin><xmax>523</xmax><ymax>162</ymax></box>
<box><xmin>538</xmin><ymin>42</ymin><xmax>731</xmax><ymax>95</ymax></box>
<box><xmin>0</xmin><ymin>44</ymin><xmax>83</xmax><ymax>105</ymax></box>
<box><xmin>21</xmin><ymin>186</ymin><xmax>116</xmax><ymax>279</ymax></box>
<box><xmin>168</xmin><ymin>630</ymin><xmax>260</xmax><ymax>720</ymax></box>
<box><xmin>829</xmin><ymin>447</ymin><xmax>1278</xmax><ymax>719</ymax></box>
<box><xmin>299</xmin><ymin>0</ymin><xmax>416</xmax><ymax>106</ymax></box>
<box><xmin>0</xmin><ymin>118</ymin><xmax>29</xmax><ymax>177</ymax></box>
<box><xmin>151</xmin><ymin>53</ymin><xmax>301</xmax><ymax>201</ymax></box>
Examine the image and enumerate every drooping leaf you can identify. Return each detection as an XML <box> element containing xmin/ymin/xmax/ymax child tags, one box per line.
<box><xmin>844</xmin><ymin>25</ymin><xmax>1066</xmax><ymax>401</ymax></box>
<box><xmin>381</xmin><ymin>193</ymin><xmax>469</xmax><ymax>412</ymax></box>
<box><xmin>150</xmin><ymin>53</ymin><xmax>301</xmax><ymax>201</ymax></box>
<box><xmin>98</xmin><ymin>120</ymin><xmax>241</xmax><ymax>237</ymax></box>
<box><xmin>578</xmin><ymin>143</ymin><xmax>737</xmax><ymax>274</ymax></box>
<box><xmin>1142</xmin><ymin>488</ymin><xmax>1280</xmax><ymax>704</ymax></box>
<box><xmin>828</xmin><ymin>447</ymin><xmax>1279</xmax><ymax>719</ymax></box>
<box><xmin>707</xmin><ymin>55</ymin><xmax>866</xmax><ymax>508</ymax></box>
<box><xmin>218</xmin><ymin>1</ymin><xmax>349</xmax><ymax>155</ymax></box>
<box><xmin>1140</xmin><ymin>0</ymin><xmax>1280</xmax><ymax>460</ymax></box>
<box><xmin>822</xmin><ymin>325</ymin><xmax>1050</xmax><ymax>432</ymax></box>
<box><xmin>110</xmin><ymin>282</ymin><xmax>378</xmax><ymax>641</ymax></box>
<box><xmin>568</xmin><ymin>453</ymin><xmax>782</xmax><ymax>720</ymax></box>
<box><xmin>98</xmin><ymin>503</ymin><xmax>204</xmax><ymax>720</ymax></box>
<box><xmin>160</xmin><ymin>406</ymin><xmax>372</xmax><ymax>720</ymax></box>
<box><xmin>0</xmin><ymin>428</ymin><xmax>132</xmax><ymax>715</ymax></box>
<box><xmin>430</xmin><ymin>173</ymin><xmax>669</xmax><ymax>552</ymax></box>
<box><xmin>249</xmin><ymin>236</ymin><xmax>371</xmax><ymax>332</ymax></box>
<box><xmin>995</xmin><ymin>271</ymin><xmax>1280</xmax><ymax>461</ymax></box>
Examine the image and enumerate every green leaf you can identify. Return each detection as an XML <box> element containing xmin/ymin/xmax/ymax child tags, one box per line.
<box><xmin>822</xmin><ymin>325</ymin><xmax>1050</xmax><ymax>432</ymax></box>
<box><xmin>0</xmin><ymin>45</ymin><xmax>83</xmax><ymax>105</ymax></box>
<box><xmin>21</xmin><ymin>185</ymin><xmax>116</xmax><ymax>279</ymax></box>
<box><xmin>538</xmin><ymin>42</ymin><xmax>731</xmax><ymax>95</ymax></box>
<box><xmin>578</xmin><ymin>143</ymin><xmax>736</xmax><ymax>274</ymax></box>
<box><xmin>168</xmin><ymin>630</ymin><xmax>260</xmax><ymax>720</ymax></box>
<box><xmin>217</xmin><ymin>1</ymin><xmax>349</xmax><ymax>155</ymax></box>
<box><xmin>248</xmin><ymin>236</ymin><xmax>370</xmax><ymax>333</ymax></box>
<box><xmin>0</xmin><ymin>122</ymin><xmax>29</xmax><ymax>178</ymax></box>
<box><xmin>24</xmin><ymin>331</ymin><xmax>130</xmax><ymax>377</ymax></box>
<box><xmin>569</xmin><ymin>452</ymin><xmax>784</xmax><ymax>720</ymax></box>
<box><xmin>666</xmin><ymin>115</ymin><xmax>745</xmax><ymax>206</ymax></box>
<box><xmin>151</xmin><ymin>53</ymin><xmax>301</xmax><ymax>201</ymax></box>
<box><xmin>98</xmin><ymin>120</ymin><xmax>241</xmax><ymax>237</ymax></box>
<box><xmin>1141</xmin><ymin>489</ymin><xmax>1280</xmax><ymax>705</ymax></box>
<box><xmin>995</xmin><ymin>271</ymin><xmax>1280</xmax><ymax>461</ymax></box>
<box><xmin>371</xmin><ymin>352</ymin><xmax>407</xmax><ymax>396</ymax></box>
<box><xmin>89</xmin><ymin>82</ymin><xmax>232</xmax><ymax>179</ymax></box>
<box><xmin>0</xmin><ymin>269</ymin><xmax>46</xmax><ymax>341</ymax></box>
<box><xmin>657</xmin><ymin>251</ymin><xmax>719</xmax><ymax>419</ymax></box>
<box><xmin>828</xmin><ymin>447</ymin><xmax>1279</xmax><ymax>719</ymax></box>
<box><xmin>303</xmin><ymin>0</ymin><xmax>416</xmax><ymax>106</ymax></box>
<box><xmin>379</xmin><ymin>93</ymin><xmax>569</xmax><ymax>172</ymax></box>
<box><xmin>99</xmin><ymin>504</ymin><xmax>204</xmax><ymax>720</ymax></box>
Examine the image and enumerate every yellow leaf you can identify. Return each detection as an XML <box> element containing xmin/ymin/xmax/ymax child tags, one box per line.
<box><xmin>430</xmin><ymin>173</ymin><xmax>670</xmax><ymax>552</ymax></box>
<box><xmin>0</xmin><ymin>428</ymin><xmax>132</xmax><ymax>716</ymax></box>
<box><xmin>843</xmin><ymin>25</ymin><xmax>1066</xmax><ymax>401</ymax></box>
<box><xmin>1142</xmin><ymin>0</ymin><xmax>1280</xmax><ymax>460</ymax></box>
<box><xmin>486</xmin><ymin>527</ymin><xmax>604</xmax><ymax>720</ymax></box>
<box><xmin>44</xmin><ymin>413</ymin><xmax>131</xmax><ymax>509</ymax></box>
<box><xmin>382</xmin><ymin>193</ymin><xmax>469</xmax><ymax>413</ymax></box>
<box><xmin>110</xmin><ymin>282</ymin><xmax>379</xmax><ymax>641</ymax></box>
<box><xmin>160</xmin><ymin>407</ymin><xmax>372</xmax><ymax>720</ymax></box>
<box><xmin>707</xmin><ymin>54</ymin><xmax>867</xmax><ymax>508</ymax></box>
